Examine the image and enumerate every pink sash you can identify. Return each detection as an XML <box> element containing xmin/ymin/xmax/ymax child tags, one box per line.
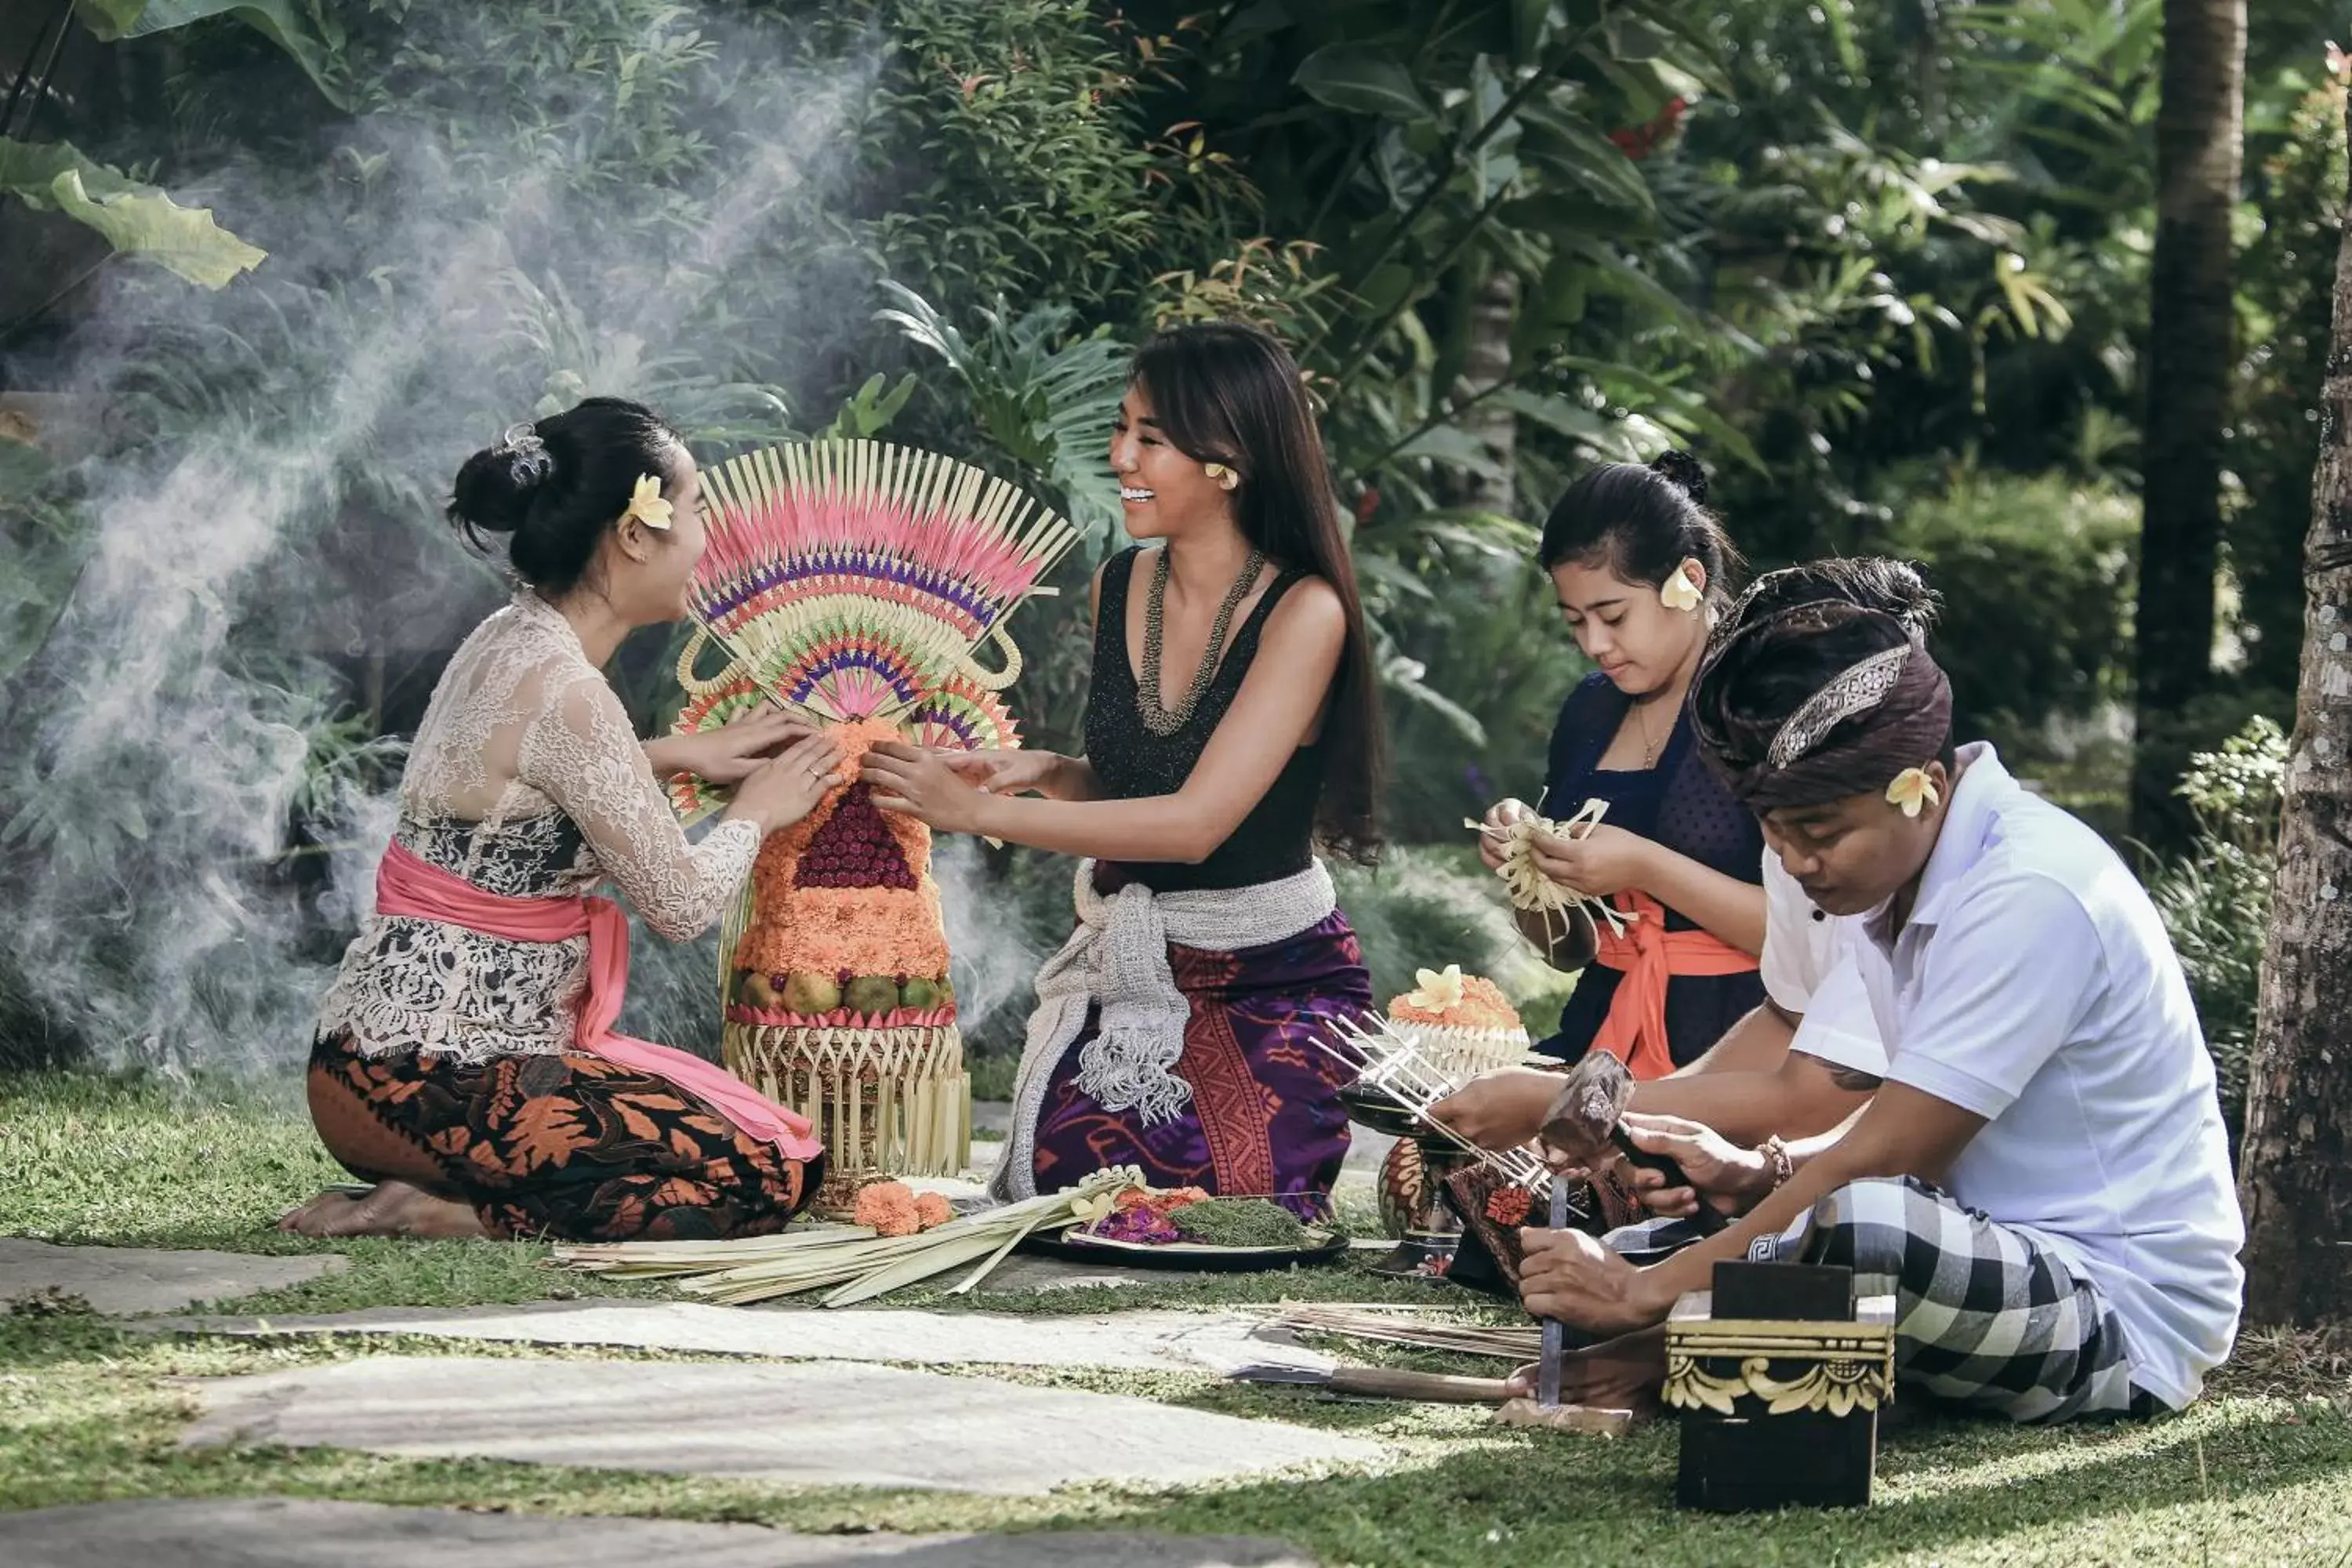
<box><xmin>374</xmin><ymin>840</ymin><xmax>822</xmax><ymax>1161</ymax></box>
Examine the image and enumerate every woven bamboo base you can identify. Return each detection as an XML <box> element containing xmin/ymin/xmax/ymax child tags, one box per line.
<box><xmin>724</xmin><ymin>1022</ymin><xmax>971</xmax><ymax>1214</ymax></box>
<box><xmin>1386</xmin><ymin>1023</ymin><xmax>1538</xmax><ymax>1082</ymax></box>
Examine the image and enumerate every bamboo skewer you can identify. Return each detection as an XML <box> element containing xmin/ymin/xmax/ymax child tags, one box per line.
<box><xmin>1316</xmin><ymin>1014</ymin><xmax>1564</xmax><ymax>1201</ymax></box>
<box><xmin>1270</xmin><ymin>1304</ymin><xmax>1544</xmax><ymax>1361</ymax></box>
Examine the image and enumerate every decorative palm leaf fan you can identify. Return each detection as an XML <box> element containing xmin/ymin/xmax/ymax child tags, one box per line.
<box><xmin>666</xmin><ymin>439</ymin><xmax>1078</xmax><ymax>1210</ymax></box>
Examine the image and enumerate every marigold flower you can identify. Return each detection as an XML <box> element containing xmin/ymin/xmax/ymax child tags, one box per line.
<box><xmin>853</xmin><ymin>1179</ymin><xmax>922</xmax><ymax>1237</ymax></box>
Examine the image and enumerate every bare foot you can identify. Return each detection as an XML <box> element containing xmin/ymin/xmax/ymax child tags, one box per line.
<box><xmin>278</xmin><ymin>1189</ymin><xmax>361</xmax><ymax>1234</ymax></box>
<box><xmin>371</xmin><ymin>1181</ymin><xmax>491</xmax><ymax>1240</ymax></box>
<box><xmin>283</xmin><ymin>1180</ymin><xmax>488</xmax><ymax>1240</ymax></box>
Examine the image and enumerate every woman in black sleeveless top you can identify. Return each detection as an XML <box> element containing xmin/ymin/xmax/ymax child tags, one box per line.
<box><xmin>864</xmin><ymin>323</ymin><xmax>1383</xmax><ymax>1207</ymax></box>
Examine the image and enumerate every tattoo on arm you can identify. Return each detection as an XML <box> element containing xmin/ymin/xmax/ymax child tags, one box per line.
<box><xmin>1792</xmin><ymin>1050</ymin><xmax>1883</xmax><ymax>1093</ymax></box>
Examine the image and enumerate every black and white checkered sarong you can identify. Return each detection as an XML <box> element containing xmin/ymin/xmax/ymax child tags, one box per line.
<box><xmin>1610</xmin><ymin>1174</ymin><xmax>2146</xmax><ymax>1424</ymax></box>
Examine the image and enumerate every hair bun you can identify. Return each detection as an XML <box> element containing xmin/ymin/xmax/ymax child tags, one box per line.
<box><xmin>449</xmin><ymin>426</ymin><xmax>556</xmax><ymax>536</ymax></box>
<box><xmin>1874</xmin><ymin>559</ymin><xmax>1940</xmax><ymax>634</ymax></box>
<box><xmin>1647</xmin><ymin>449</ymin><xmax>1709</xmax><ymax>506</ymax></box>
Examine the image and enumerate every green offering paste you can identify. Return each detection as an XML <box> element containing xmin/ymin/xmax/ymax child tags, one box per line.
<box><xmin>1170</xmin><ymin>1197</ymin><xmax>1311</xmax><ymax>1248</ymax></box>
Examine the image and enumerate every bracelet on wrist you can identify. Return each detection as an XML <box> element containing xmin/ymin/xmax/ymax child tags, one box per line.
<box><xmin>1756</xmin><ymin>1134</ymin><xmax>1794</xmax><ymax>1190</ymax></box>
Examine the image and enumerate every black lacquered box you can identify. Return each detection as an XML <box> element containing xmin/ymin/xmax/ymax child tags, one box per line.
<box><xmin>1665</xmin><ymin>1261</ymin><xmax>1896</xmax><ymax>1511</ymax></box>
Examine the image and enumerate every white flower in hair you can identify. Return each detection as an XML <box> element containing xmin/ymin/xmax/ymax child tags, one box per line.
<box><xmin>1660</xmin><ymin>561</ymin><xmax>1703</xmax><ymax>612</ymax></box>
<box><xmin>1885</xmin><ymin>767</ymin><xmax>1940</xmax><ymax>818</ymax></box>
<box><xmin>622</xmin><ymin>473</ymin><xmax>673</xmax><ymax>532</ymax></box>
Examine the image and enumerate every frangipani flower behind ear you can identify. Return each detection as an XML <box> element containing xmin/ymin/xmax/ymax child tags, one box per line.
<box><xmin>622</xmin><ymin>473</ymin><xmax>673</xmax><ymax>532</ymax></box>
<box><xmin>1660</xmin><ymin>561</ymin><xmax>1703</xmax><ymax>612</ymax></box>
<box><xmin>1886</xmin><ymin>767</ymin><xmax>1940</xmax><ymax>818</ymax></box>
<box><xmin>1405</xmin><ymin>964</ymin><xmax>1467</xmax><ymax>1012</ymax></box>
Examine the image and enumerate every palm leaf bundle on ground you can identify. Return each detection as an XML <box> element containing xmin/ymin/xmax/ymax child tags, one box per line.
<box><xmin>554</xmin><ymin>1167</ymin><xmax>1139</xmax><ymax>1307</ymax></box>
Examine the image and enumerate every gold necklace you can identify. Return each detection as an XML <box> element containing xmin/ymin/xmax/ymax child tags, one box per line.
<box><xmin>1138</xmin><ymin>545</ymin><xmax>1265</xmax><ymax>736</ymax></box>
<box><xmin>1632</xmin><ymin>699</ymin><xmax>1666</xmax><ymax>768</ymax></box>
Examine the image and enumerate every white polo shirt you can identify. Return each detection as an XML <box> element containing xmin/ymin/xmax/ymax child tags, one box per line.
<box><xmin>1760</xmin><ymin>853</ymin><xmax>1886</xmax><ymax>1079</ymax></box>
<box><xmin>1842</xmin><ymin>744</ymin><xmax>2244</xmax><ymax>1409</ymax></box>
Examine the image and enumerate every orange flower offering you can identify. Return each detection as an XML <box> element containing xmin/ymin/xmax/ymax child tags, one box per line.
<box><xmin>1387</xmin><ymin>964</ymin><xmax>1524</xmax><ymax>1034</ymax></box>
<box><xmin>853</xmin><ymin>1179</ymin><xmax>924</xmax><ymax>1237</ymax></box>
<box><xmin>913</xmin><ymin>1192</ymin><xmax>955</xmax><ymax>1230</ymax></box>
<box><xmin>1383</xmin><ymin>964</ymin><xmax>1534</xmax><ymax>1083</ymax></box>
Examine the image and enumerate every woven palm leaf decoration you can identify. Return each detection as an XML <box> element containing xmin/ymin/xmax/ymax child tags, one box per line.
<box><xmin>666</xmin><ymin>439</ymin><xmax>1078</xmax><ymax>1210</ymax></box>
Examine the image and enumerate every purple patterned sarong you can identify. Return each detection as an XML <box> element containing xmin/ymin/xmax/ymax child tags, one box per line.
<box><xmin>1026</xmin><ymin>909</ymin><xmax>1370</xmax><ymax>1204</ymax></box>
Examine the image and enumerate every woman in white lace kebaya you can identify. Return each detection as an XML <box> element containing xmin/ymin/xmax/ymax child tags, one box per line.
<box><xmin>281</xmin><ymin>398</ymin><xmax>844</xmax><ymax>1241</ymax></box>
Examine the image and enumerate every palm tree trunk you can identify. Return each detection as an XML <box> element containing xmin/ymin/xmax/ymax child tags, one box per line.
<box><xmin>2132</xmin><ymin>0</ymin><xmax>2247</xmax><ymax>848</ymax></box>
<box><xmin>1448</xmin><ymin>267</ymin><xmax>1519</xmax><ymax>514</ymax></box>
<box><xmin>2238</xmin><ymin>88</ymin><xmax>2352</xmax><ymax>1329</ymax></box>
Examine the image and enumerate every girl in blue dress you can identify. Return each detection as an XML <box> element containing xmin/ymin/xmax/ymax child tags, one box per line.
<box><xmin>1479</xmin><ymin>453</ymin><xmax>1766</xmax><ymax>1075</ymax></box>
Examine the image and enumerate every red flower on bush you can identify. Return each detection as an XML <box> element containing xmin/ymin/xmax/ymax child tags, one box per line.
<box><xmin>1608</xmin><ymin>97</ymin><xmax>1688</xmax><ymax>162</ymax></box>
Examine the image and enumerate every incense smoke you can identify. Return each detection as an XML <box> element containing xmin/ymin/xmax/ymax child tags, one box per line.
<box><xmin>0</xmin><ymin>7</ymin><xmax>964</xmax><ymax>1079</ymax></box>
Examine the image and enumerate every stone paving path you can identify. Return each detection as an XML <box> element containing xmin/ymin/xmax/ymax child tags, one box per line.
<box><xmin>149</xmin><ymin>1298</ymin><xmax>1332</xmax><ymax>1377</ymax></box>
<box><xmin>0</xmin><ymin>1238</ymin><xmax>346</xmax><ymax>1316</ymax></box>
<box><xmin>0</xmin><ymin>1498</ymin><xmax>1317</xmax><ymax>1567</ymax></box>
<box><xmin>180</xmin><ymin>1355</ymin><xmax>1384</xmax><ymax>1495</ymax></box>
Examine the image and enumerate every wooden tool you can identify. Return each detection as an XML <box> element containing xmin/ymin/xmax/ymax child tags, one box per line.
<box><xmin>1537</xmin><ymin>1053</ymin><xmax>1729</xmax><ymax>1236</ymax></box>
<box><xmin>1225</xmin><ymin>1363</ymin><xmax>1516</xmax><ymax>1404</ymax></box>
<box><xmin>1494</xmin><ymin>1399</ymin><xmax>1635</xmax><ymax>1436</ymax></box>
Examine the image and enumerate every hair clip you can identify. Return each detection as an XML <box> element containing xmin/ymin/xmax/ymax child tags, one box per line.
<box><xmin>620</xmin><ymin>473</ymin><xmax>673</xmax><ymax>532</ymax></box>
<box><xmin>1203</xmin><ymin>463</ymin><xmax>1240</xmax><ymax>492</ymax></box>
<box><xmin>1885</xmin><ymin>766</ymin><xmax>1940</xmax><ymax>818</ymax></box>
<box><xmin>1660</xmin><ymin>561</ymin><xmax>1703</xmax><ymax>612</ymax></box>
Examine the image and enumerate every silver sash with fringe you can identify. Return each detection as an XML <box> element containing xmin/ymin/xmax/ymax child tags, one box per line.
<box><xmin>990</xmin><ymin>858</ymin><xmax>1338</xmax><ymax>1200</ymax></box>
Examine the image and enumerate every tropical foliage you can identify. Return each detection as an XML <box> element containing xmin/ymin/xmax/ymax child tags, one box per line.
<box><xmin>0</xmin><ymin>0</ymin><xmax>2336</xmax><ymax>1072</ymax></box>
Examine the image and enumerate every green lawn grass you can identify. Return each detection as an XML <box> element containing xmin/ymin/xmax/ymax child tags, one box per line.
<box><xmin>5</xmin><ymin>1070</ymin><xmax>2350</xmax><ymax>1566</ymax></box>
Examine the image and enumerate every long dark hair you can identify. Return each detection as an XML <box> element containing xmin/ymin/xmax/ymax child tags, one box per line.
<box><xmin>448</xmin><ymin>397</ymin><xmax>688</xmax><ymax>597</ymax></box>
<box><xmin>1538</xmin><ymin>452</ymin><xmax>1743</xmax><ymax>607</ymax></box>
<box><xmin>1130</xmin><ymin>322</ymin><xmax>1384</xmax><ymax>861</ymax></box>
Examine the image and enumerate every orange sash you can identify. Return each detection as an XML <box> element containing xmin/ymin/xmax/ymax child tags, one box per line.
<box><xmin>1587</xmin><ymin>890</ymin><xmax>1759</xmax><ymax>1080</ymax></box>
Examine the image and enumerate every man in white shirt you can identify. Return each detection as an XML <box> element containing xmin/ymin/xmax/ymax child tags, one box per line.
<box><xmin>1518</xmin><ymin>566</ymin><xmax>2245</xmax><ymax>1421</ymax></box>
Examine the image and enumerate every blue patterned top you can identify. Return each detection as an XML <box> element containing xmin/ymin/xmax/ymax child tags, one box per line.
<box><xmin>1535</xmin><ymin>672</ymin><xmax>1766</xmax><ymax>1069</ymax></box>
